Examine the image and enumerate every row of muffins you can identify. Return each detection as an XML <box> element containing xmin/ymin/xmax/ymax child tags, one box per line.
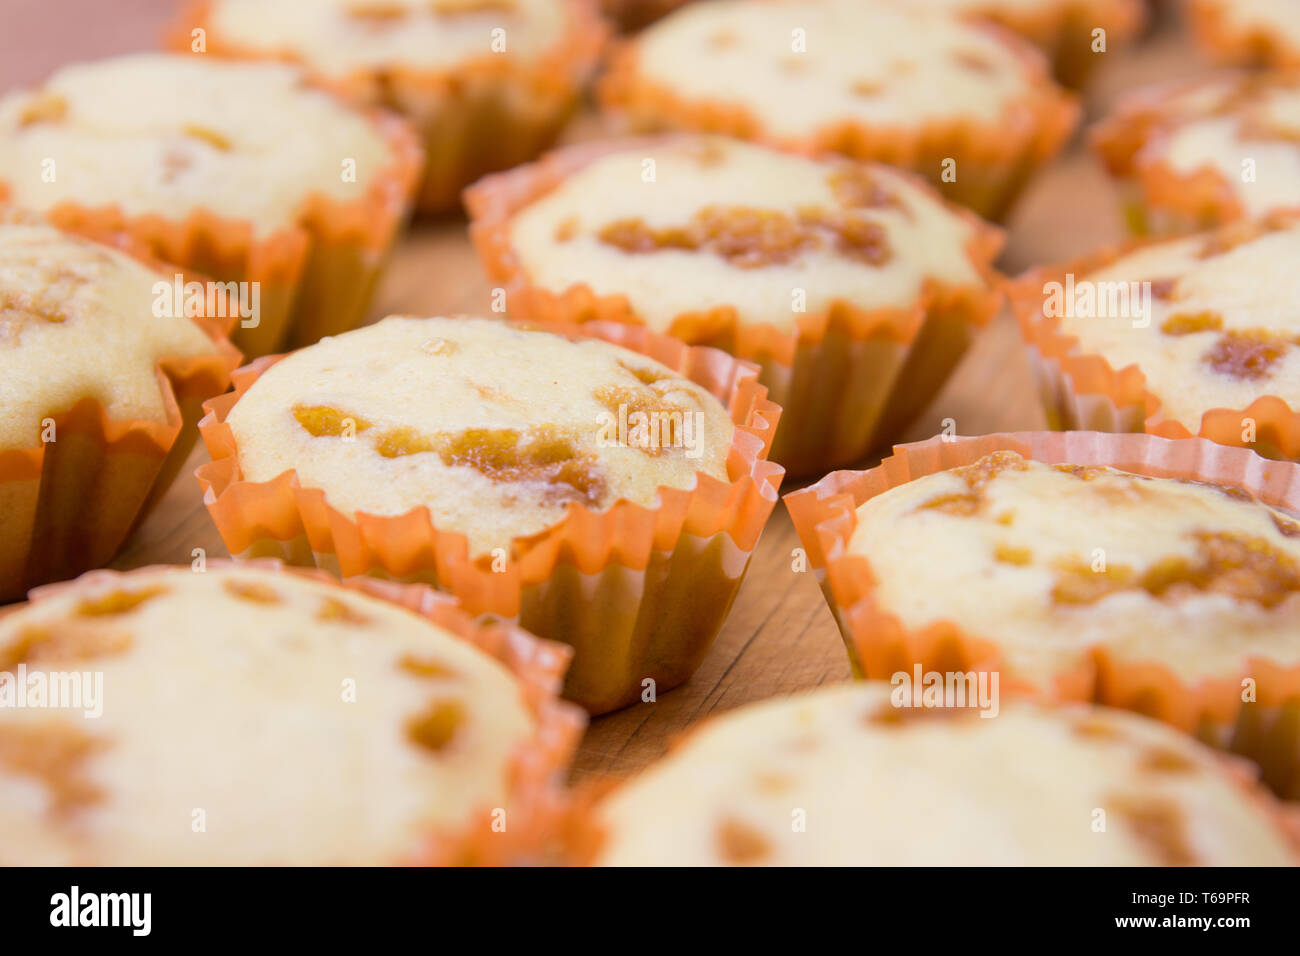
<box><xmin>18</xmin><ymin>122</ymin><xmax>1300</xmax><ymax>617</ymax></box>
<box><xmin>2</xmin><ymin>0</ymin><xmax>1300</xmax><ymax>864</ymax></box>
<box><xmin>4</xmin><ymin>301</ymin><xmax>1300</xmax><ymax>861</ymax></box>
<box><xmin>2</xmin><ymin>540</ymin><xmax>1298</xmax><ymax>865</ymax></box>
<box><xmin>0</xmin><ymin>9</ymin><xmax>1294</xmax><ymax>702</ymax></box>
<box><xmin>0</xmin><ymin>0</ymin><xmax>1082</xmax><ymax>366</ymax></box>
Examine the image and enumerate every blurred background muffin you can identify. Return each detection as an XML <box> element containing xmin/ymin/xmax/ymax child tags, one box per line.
<box><xmin>0</xmin><ymin>210</ymin><xmax>239</xmax><ymax>601</ymax></box>
<box><xmin>169</xmin><ymin>0</ymin><xmax>607</xmax><ymax>213</ymax></box>
<box><xmin>599</xmin><ymin>0</ymin><xmax>1080</xmax><ymax>219</ymax></box>
<box><xmin>1092</xmin><ymin>72</ymin><xmax>1300</xmax><ymax>235</ymax></box>
<box><xmin>0</xmin><ymin>53</ymin><xmax>420</xmax><ymax>355</ymax></box>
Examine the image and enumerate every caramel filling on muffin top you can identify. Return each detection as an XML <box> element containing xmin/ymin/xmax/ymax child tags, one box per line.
<box><xmin>206</xmin><ymin>0</ymin><xmax>571</xmax><ymax>73</ymax></box>
<box><xmin>225</xmin><ymin>316</ymin><xmax>734</xmax><ymax>557</ymax></box>
<box><xmin>506</xmin><ymin>136</ymin><xmax>985</xmax><ymax>334</ymax></box>
<box><xmin>593</xmin><ymin>684</ymin><xmax>1296</xmax><ymax>866</ymax></box>
<box><xmin>596</xmin><ymin>205</ymin><xmax>891</xmax><ymax>269</ymax></box>
<box><xmin>630</xmin><ymin>0</ymin><xmax>1046</xmax><ymax>137</ymax></box>
<box><xmin>0</xmin><ymin>567</ymin><xmax>535</xmax><ymax>865</ymax></box>
<box><xmin>848</xmin><ymin>452</ymin><xmax>1300</xmax><ymax>684</ymax></box>
<box><xmin>0</xmin><ymin>219</ymin><xmax>221</xmax><ymax>449</ymax></box>
<box><xmin>0</xmin><ymin>54</ymin><xmax>392</xmax><ymax>235</ymax></box>
<box><xmin>1053</xmin><ymin>216</ymin><xmax>1300</xmax><ymax>426</ymax></box>
<box><xmin>1191</xmin><ymin>0</ymin><xmax>1300</xmax><ymax>52</ymax></box>
<box><xmin>1125</xmin><ymin>75</ymin><xmax>1300</xmax><ymax>216</ymax></box>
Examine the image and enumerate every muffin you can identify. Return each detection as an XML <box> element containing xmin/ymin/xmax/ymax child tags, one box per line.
<box><xmin>1009</xmin><ymin>212</ymin><xmax>1300</xmax><ymax>460</ymax></box>
<box><xmin>785</xmin><ymin>431</ymin><xmax>1300</xmax><ymax>798</ymax></box>
<box><xmin>171</xmin><ymin>0</ymin><xmax>606</xmax><ymax>213</ymax></box>
<box><xmin>0</xmin><ymin>563</ymin><xmax>583</xmax><ymax>864</ymax></box>
<box><xmin>0</xmin><ymin>211</ymin><xmax>239</xmax><ymax>603</ymax></box>
<box><xmin>598</xmin><ymin>0</ymin><xmax>1079</xmax><ymax>219</ymax></box>
<box><xmin>466</xmin><ymin>135</ymin><xmax>1004</xmax><ymax>476</ymax></box>
<box><xmin>0</xmin><ymin>53</ymin><xmax>421</xmax><ymax>355</ymax></box>
<box><xmin>1186</xmin><ymin>0</ymin><xmax>1300</xmax><ymax>68</ymax></box>
<box><xmin>195</xmin><ymin>315</ymin><xmax>783</xmax><ymax>714</ymax></box>
<box><xmin>1092</xmin><ymin>73</ymin><xmax>1300</xmax><ymax>235</ymax></box>
<box><xmin>587</xmin><ymin>684</ymin><xmax>1300</xmax><ymax>865</ymax></box>
<box><xmin>919</xmin><ymin>0</ymin><xmax>1147</xmax><ymax>88</ymax></box>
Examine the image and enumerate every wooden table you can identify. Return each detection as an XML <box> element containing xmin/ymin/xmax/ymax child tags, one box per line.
<box><xmin>6</xmin><ymin>2</ymin><xmax>1225</xmax><ymax>780</ymax></box>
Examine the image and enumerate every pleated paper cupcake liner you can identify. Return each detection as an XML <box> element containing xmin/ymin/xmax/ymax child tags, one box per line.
<box><xmin>0</xmin><ymin>219</ymin><xmax>241</xmax><ymax>603</ymax></box>
<box><xmin>465</xmin><ymin>137</ymin><xmax>1005</xmax><ymax>478</ymax></box>
<box><xmin>786</xmin><ymin>430</ymin><xmax>1300</xmax><ymax>798</ymax></box>
<box><xmin>196</xmin><ymin>319</ymin><xmax>784</xmax><ymax>714</ymax></box>
<box><xmin>596</xmin><ymin>22</ymin><xmax>1078</xmax><ymax>220</ymax></box>
<box><xmin>169</xmin><ymin>0</ymin><xmax>606</xmax><ymax>214</ymax></box>
<box><xmin>23</xmin><ymin>560</ymin><xmax>586</xmax><ymax>865</ymax></box>
<box><xmin>1006</xmin><ymin>222</ymin><xmax>1300</xmax><ymax>461</ymax></box>
<box><xmin>1</xmin><ymin>106</ymin><xmax>421</xmax><ymax>356</ymax></box>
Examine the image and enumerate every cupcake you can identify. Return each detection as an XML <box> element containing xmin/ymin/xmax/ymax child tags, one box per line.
<box><xmin>195</xmin><ymin>315</ymin><xmax>782</xmax><ymax>714</ymax></box>
<box><xmin>1009</xmin><ymin>212</ymin><xmax>1300</xmax><ymax>460</ymax></box>
<box><xmin>1186</xmin><ymin>0</ymin><xmax>1300</xmax><ymax>68</ymax></box>
<box><xmin>597</xmin><ymin>0</ymin><xmax>1079</xmax><ymax>219</ymax></box>
<box><xmin>0</xmin><ymin>211</ymin><xmax>239</xmax><ymax>603</ymax></box>
<box><xmin>0</xmin><ymin>53</ymin><xmax>421</xmax><ymax>355</ymax></box>
<box><xmin>1092</xmin><ymin>73</ymin><xmax>1300</xmax><ymax>235</ymax></box>
<box><xmin>465</xmin><ymin>135</ymin><xmax>1004</xmax><ymax>477</ymax></box>
<box><xmin>586</xmin><ymin>684</ymin><xmax>1300</xmax><ymax>865</ymax></box>
<box><xmin>785</xmin><ymin>431</ymin><xmax>1300</xmax><ymax>798</ymax></box>
<box><xmin>919</xmin><ymin>0</ymin><xmax>1147</xmax><ymax>88</ymax></box>
<box><xmin>0</xmin><ymin>562</ymin><xmax>583</xmax><ymax>864</ymax></box>
<box><xmin>170</xmin><ymin>0</ymin><xmax>606</xmax><ymax>213</ymax></box>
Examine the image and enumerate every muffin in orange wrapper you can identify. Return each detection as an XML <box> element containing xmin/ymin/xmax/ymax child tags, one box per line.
<box><xmin>1007</xmin><ymin>212</ymin><xmax>1300</xmax><ymax>462</ymax></box>
<box><xmin>0</xmin><ymin>53</ymin><xmax>421</xmax><ymax>356</ymax></box>
<box><xmin>0</xmin><ymin>211</ymin><xmax>240</xmax><ymax>604</ymax></box>
<box><xmin>785</xmin><ymin>430</ymin><xmax>1300</xmax><ymax>799</ymax></box>
<box><xmin>195</xmin><ymin>315</ymin><xmax>783</xmax><ymax>714</ymax></box>
<box><xmin>1186</xmin><ymin>0</ymin><xmax>1300</xmax><ymax>68</ymax></box>
<box><xmin>919</xmin><ymin>0</ymin><xmax>1147</xmax><ymax>89</ymax></box>
<box><xmin>168</xmin><ymin>0</ymin><xmax>607</xmax><ymax>214</ymax></box>
<box><xmin>0</xmin><ymin>561</ymin><xmax>584</xmax><ymax>864</ymax></box>
<box><xmin>579</xmin><ymin>685</ymin><xmax>1300</xmax><ymax>865</ymax></box>
<box><xmin>1092</xmin><ymin>72</ymin><xmax>1300</xmax><ymax>235</ymax></box>
<box><xmin>465</xmin><ymin>135</ymin><xmax>1005</xmax><ymax>478</ymax></box>
<box><xmin>597</xmin><ymin>0</ymin><xmax>1079</xmax><ymax>220</ymax></box>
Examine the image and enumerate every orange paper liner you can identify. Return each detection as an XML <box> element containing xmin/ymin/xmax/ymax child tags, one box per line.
<box><xmin>169</xmin><ymin>0</ymin><xmax>607</xmax><ymax>214</ymax></box>
<box><xmin>0</xmin><ymin>217</ymin><xmax>241</xmax><ymax>604</ymax></box>
<box><xmin>959</xmin><ymin>0</ymin><xmax>1146</xmax><ymax>88</ymax></box>
<box><xmin>1090</xmin><ymin>75</ymin><xmax>1300</xmax><ymax>234</ymax></box>
<box><xmin>1186</xmin><ymin>0</ymin><xmax>1300</xmax><ymax>68</ymax></box>
<box><xmin>1005</xmin><ymin>219</ymin><xmax>1300</xmax><ymax>462</ymax></box>
<box><xmin>196</xmin><ymin>319</ymin><xmax>784</xmax><ymax>715</ymax></box>
<box><xmin>22</xmin><ymin>559</ymin><xmax>586</xmax><ymax>865</ymax></box>
<box><xmin>596</xmin><ymin>22</ymin><xmax>1079</xmax><ymax>221</ymax></box>
<box><xmin>785</xmin><ymin>430</ymin><xmax>1300</xmax><ymax>799</ymax></box>
<box><xmin>0</xmin><ymin>94</ymin><xmax>420</xmax><ymax>357</ymax></box>
<box><xmin>464</xmin><ymin>136</ymin><xmax>1006</xmax><ymax>478</ymax></box>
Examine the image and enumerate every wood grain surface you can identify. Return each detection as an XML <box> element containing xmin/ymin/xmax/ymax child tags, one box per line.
<box><xmin>5</xmin><ymin>2</ymin><xmax>1226</xmax><ymax>780</ymax></box>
